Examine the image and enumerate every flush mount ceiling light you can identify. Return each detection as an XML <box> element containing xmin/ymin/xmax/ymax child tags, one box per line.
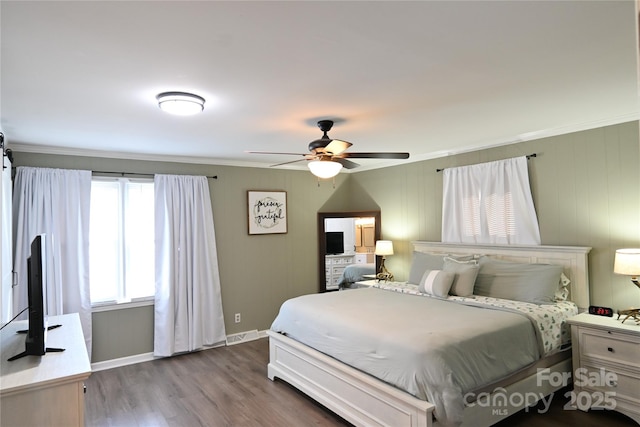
<box><xmin>307</xmin><ymin>159</ymin><xmax>343</xmax><ymax>179</ymax></box>
<box><xmin>156</xmin><ymin>91</ymin><xmax>205</xmax><ymax>116</ymax></box>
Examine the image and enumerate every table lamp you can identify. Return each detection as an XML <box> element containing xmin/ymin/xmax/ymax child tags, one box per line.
<box><xmin>375</xmin><ymin>240</ymin><xmax>394</xmax><ymax>281</ymax></box>
<box><xmin>613</xmin><ymin>248</ymin><xmax>640</xmax><ymax>323</ymax></box>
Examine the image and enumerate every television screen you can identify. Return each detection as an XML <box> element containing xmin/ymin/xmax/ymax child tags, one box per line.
<box><xmin>326</xmin><ymin>232</ymin><xmax>344</xmax><ymax>255</ymax></box>
<box><xmin>8</xmin><ymin>234</ymin><xmax>47</xmax><ymax>361</ymax></box>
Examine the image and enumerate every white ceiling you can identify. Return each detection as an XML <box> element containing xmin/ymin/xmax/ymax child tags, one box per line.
<box><xmin>2</xmin><ymin>1</ymin><xmax>638</xmax><ymax>172</ymax></box>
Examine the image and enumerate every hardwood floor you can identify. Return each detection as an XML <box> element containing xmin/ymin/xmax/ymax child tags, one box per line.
<box><xmin>85</xmin><ymin>338</ymin><xmax>638</xmax><ymax>427</ymax></box>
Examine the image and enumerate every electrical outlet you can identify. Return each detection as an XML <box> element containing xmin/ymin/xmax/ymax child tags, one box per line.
<box><xmin>234</xmin><ymin>313</ymin><xmax>241</xmax><ymax>323</ymax></box>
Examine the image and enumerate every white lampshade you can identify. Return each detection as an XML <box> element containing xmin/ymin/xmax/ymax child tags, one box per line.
<box><xmin>308</xmin><ymin>160</ymin><xmax>342</xmax><ymax>179</ymax></box>
<box><xmin>375</xmin><ymin>240</ymin><xmax>394</xmax><ymax>256</ymax></box>
<box><xmin>614</xmin><ymin>248</ymin><xmax>640</xmax><ymax>277</ymax></box>
<box><xmin>157</xmin><ymin>92</ymin><xmax>205</xmax><ymax>116</ymax></box>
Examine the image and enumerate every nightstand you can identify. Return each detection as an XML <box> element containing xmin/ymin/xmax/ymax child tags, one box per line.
<box><xmin>567</xmin><ymin>312</ymin><xmax>640</xmax><ymax>424</ymax></box>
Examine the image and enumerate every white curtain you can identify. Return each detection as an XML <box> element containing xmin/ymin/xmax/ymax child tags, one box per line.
<box><xmin>12</xmin><ymin>166</ymin><xmax>92</xmax><ymax>354</ymax></box>
<box><xmin>154</xmin><ymin>174</ymin><xmax>226</xmax><ymax>357</ymax></box>
<box><xmin>442</xmin><ymin>156</ymin><xmax>541</xmax><ymax>245</ymax></box>
<box><xmin>2</xmin><ymin>156</ymin><xmax>13</xmax><ymax>323</ymax></box>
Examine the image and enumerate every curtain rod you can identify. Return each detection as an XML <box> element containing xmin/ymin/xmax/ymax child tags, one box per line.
<box><xmin>92</xmin><ymin>171</ymin><xmax>218</xmax><ymax>179</ymax></box>
<box><xmin>436</xmin><ymin>153</ymin><xmax>537</xmax><ymax>173</ymax></box>
<box><xmin>9</xmin><ymin>166</ymin><xmax>218</xmax><ymax>180</ymax></box>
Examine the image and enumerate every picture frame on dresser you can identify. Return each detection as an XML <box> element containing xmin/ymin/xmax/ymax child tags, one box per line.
<box><xmin>247</xmin><ymin>190</ymin><xmax>287</xmax><ymax>235</ymax></box>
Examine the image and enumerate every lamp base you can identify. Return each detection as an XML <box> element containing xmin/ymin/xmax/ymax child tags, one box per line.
<box><xmin>376</xmin><ymin>257</ymin><xmax>394</xmax><ymax>282</ymax></box>
<box><xmin>376</xmin><ymin>272</ymin><xmax>394</xmax><ymax>282</ymax></box>
<box><xmin>617</xmin><ymin>308</ymin><xmax>640</xmax><ymax>324</ymax></box>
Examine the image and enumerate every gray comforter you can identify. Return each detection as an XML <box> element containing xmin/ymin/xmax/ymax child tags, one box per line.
<box><xmin>270</xmin><ymin>287</ymin><xmax>540</xmax><ymax>426</ymax></box>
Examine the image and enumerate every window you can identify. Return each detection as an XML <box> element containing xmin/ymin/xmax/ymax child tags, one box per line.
<box><xmin>442</xmin><ymin>156</ymin><xmax>540</xmax><ymax>245</ymax></box>
<box><xmin>89</xmin><ymin>178</ymin><xmax>154</xmax><ymax>305</ymax></box>
<box><xmin>461</xmin><ymin>191</ymin><xmax>515</xmax><ymax>238</ymax></box>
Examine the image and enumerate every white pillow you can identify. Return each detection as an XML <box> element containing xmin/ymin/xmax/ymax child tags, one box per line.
<box><xmin>418</xmin><ymin>269</ymin><xmax>455</xmax><ymax>298</ymax></box>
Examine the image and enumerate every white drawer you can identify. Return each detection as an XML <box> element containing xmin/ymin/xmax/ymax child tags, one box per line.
<box><xmin>332</xmin><ymin>266</ymin><xmax>346</xmax><ymax>275</ymax></box>
<box><xmin>580</xmin><ymin>329</ymin><xmax>640</xmax><ymax>366</ymax></box>
<box><xmin>580</xmin><ymin>364</ymin><xmax>640</xmax><ymax>402</ymax></box>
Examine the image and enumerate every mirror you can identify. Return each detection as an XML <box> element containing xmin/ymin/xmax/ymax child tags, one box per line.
<box><xmin>318</xmin><ymin>211</ymin><xmax>381</xmax><ymax>292</ymax></box>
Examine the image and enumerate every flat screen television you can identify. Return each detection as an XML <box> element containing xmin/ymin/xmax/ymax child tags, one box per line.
<box><xmin>8</xmin><ymin>234</ymin><xmax>48</xmax><ymax>361</ymax></box>
<box><xmin>325</xmin><ymin>231</ymin><xmax>344</xmax><ymax>255</ymax></box>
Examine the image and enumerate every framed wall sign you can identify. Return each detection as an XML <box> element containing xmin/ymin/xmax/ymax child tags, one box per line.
<box><xmin>247</xmin><ymin>190</ymin><xmax>287</xmax><ymax>235</ymax></box>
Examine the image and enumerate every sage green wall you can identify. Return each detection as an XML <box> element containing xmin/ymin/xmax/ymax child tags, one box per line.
<box><xmin>13</xmin><ymin>120</ymin><xmax>640</xmax><ymax>363</ymax></box>
<box><xmin>92</xmin><ymin>305</ymin><xmax>154</xmax><ymax>360</ymax></box>
<box><xmin>349</xmin><ymin>121</ymin><xmax>640</xmax><ymax>311</ymax></box>
<box><xmin>12</xmin><ymin>152</ymin><xmax>348</xmax><ymax>362</ymax></box>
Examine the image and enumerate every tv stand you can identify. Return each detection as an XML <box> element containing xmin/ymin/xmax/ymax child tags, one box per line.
<box><xmin>1</xmin><ymin>313</ymin><xmax>91</xmax><ymax>426</ymax></box>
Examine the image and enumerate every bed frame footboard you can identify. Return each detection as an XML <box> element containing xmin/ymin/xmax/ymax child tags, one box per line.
<box><xmin>267</xmin><ymin>330</ymin><xmax>434</xmax><ymax>427</ymax></box>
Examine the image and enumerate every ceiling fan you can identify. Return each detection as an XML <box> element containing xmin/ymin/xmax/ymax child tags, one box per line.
<box><xmin>247</xmin><ymin>120</ymin><xmax>410</xmax><ymax>178</ymax></box>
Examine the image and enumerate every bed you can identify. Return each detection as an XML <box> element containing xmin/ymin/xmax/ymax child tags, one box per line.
<box><xmin>267</xmin><ymin>242</ymin><xmax>591</xmax><ymax>427</ymax></box>
<box><xmin>338</xmin><ymin>263</ymin><xmax>376</xmax><ymax>288</ymax></box>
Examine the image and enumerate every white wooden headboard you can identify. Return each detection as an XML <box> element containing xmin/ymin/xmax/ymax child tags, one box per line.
<box><xmin>411</xmin><ymin>241</ymin><xmax>592</xmax><ymax>311</ymax></box>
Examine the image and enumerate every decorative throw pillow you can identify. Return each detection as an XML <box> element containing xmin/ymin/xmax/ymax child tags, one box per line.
<box><xmin>474</xmin><ymin>259</ymin><xmax>563</xmax><ymax>304</ymax></box>
<box><xmin>408</xmin><ymin>252</ymin><xmax>447</xmax><ymax>284</ymax></box>
<box><xmin>443</xmin><ymin>257</ymin><xmax>479</xmax><ymax>297</ymax></box>
<box><xmin>418</xmin><ymin>269</ymin><xmax>455</xmax><ymax>298</ymax></box>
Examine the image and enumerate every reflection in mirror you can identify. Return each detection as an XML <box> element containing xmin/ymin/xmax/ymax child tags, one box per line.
<box><xmin>318</xmin><ymin>211</ymin><xmax>381</xmax><ymax>292</ymax></box>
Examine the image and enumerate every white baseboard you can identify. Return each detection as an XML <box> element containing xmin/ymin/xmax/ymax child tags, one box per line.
<box><xmin>91</xmin><ymin>351</ymin><xmax>157</xmax><ymax>372</ymax></box>
<box><xmin>91</xmin><ymin>329</ymin><xmax>269</xmax><ymax>371</ymax></box>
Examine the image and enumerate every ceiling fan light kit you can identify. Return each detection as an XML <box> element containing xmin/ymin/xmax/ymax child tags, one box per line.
<box><xmin>157</xmin><ymin>91</ymin><xmax>205</xmax><ymax>116</ymax></box>
<box><xmin>308</xmin><ymin>159</ymin><xmax>343</xmax><ymax>179</ymax></box>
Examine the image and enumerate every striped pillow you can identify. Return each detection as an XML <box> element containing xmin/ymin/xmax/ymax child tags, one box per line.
<box><xmin>418</xmin><ymin>270</ymin><xmax>455</xmax><ymax>298</ymax></box>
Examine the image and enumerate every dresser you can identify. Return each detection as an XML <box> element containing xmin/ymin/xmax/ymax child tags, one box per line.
<box><xmin>567</xmin><ymin>313</ymin><xmax>640</xmax><ymax>424</ymax></box>
<box><xmin>1</xmin><ymin>313</ymin><xmax>92</xmax><ymax>427</ymax></box>
<box><xmin>325</xmin><ymin>254</ymin><xmax>355</xmax><ymax>290</ymax></box>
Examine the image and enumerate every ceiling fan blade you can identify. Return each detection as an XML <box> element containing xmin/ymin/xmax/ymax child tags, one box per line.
<box><xmin>324</xmin><ymin>139</ymin><xmax>352</xmax><ymax>155</ymax></box>
<box><xmin>334</xmin><ymin>158</ymin><xmax>360</xmax><ymax>169</ymax></box>
<box><xmin>270</xmin><ymin>157</ymin><xmax>313</xmax><ymax>167</ymax></box>
<box><xmin>246</xmin><ymin>150</ymin><xmax>309</xmax><ymax>156</ymax></box>
<box><xmin>340</xmin><ymin>152</ymin><xmax>410</xmax><ymax>159</ymax></box>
